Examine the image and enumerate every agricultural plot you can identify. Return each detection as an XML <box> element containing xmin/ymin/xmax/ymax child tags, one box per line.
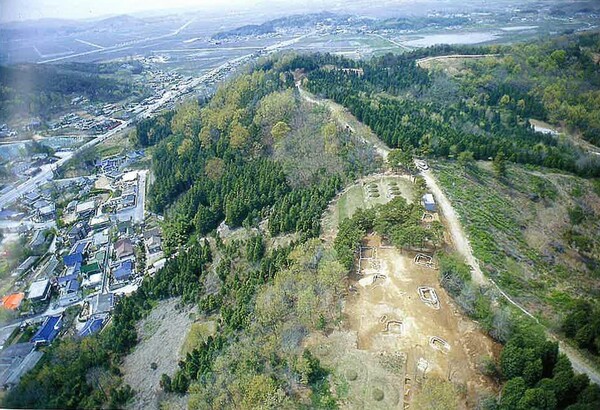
<box><xmin>286</xmin><ymin>32</ymin><xmax>406</xmax><ymax>58</ymax></box>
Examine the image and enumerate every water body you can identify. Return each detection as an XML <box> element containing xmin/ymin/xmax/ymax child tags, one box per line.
<box><xmin>403</xmin><ymin>32</ymin><xmax>499</xmax><ymax>47</ymax></box>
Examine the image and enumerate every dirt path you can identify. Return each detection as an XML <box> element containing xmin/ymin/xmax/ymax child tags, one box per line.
<box><xmin>422</xmin><ymin>167</ymin><xmax>600</xmax><ymax>385</ymax></box>
<box><xmin>420</xmin><ymin>169</ymin><xmax>486</xmax><ymax>286</ymax></box>
<box><xmin>297</xmin><ymin>84</ymin><xmax>390</xmax><ymax>160</ymax></box>
<box><xmin>416</xmin><ymin>54</ymin><xmax>500</xmax><ymax>68</ymax></box>
<box><xmin>529</xmin><ymin>119</ymin><xmax>600</xmax><ymax>157</ymax></box>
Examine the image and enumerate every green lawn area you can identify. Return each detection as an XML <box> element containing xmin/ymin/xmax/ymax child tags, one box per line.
<box><xmin>337</xmin><ymin>175</ymin><xmax>414</xmax><ymax>224</ymax></box>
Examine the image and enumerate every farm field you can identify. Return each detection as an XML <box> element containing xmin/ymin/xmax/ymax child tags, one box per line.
<box><xmin>286</xmin><ymin>32</ymin><xmax>407</xmax><ymax>58</ymax></box>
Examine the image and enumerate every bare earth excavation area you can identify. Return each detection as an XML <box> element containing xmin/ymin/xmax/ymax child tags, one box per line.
<box><xmin>309</xmin><ymin>234</ymin><xmax>500</xmax><ymax>409</ymax></box>
<box><xmin>349</xmin><ymin>236</ymin><xmax>500</xmax><ymax>405</ymax></box>
<box><xmin>313</xmin><ymin>168</ymin><xmax>501</xmax><ymax>408</ymax></box>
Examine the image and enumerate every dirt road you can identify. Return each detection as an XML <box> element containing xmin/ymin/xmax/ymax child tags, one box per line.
<box><xmin>420</xmin><ymin>169</ymin><xmax>486</xmax><ymax>286</ymax></box>
<box><xmin>421</xmin><ymin>168</ymin><xmax>600</xmax><ymax>386</ymax></box>
<box><xmin>297</xmin><ymin>84</ymin><xmax>390</xmax><ymax>160</ymax></box>
<box><xmin>415</xmin><ymin>54</ymin><xmax>500</xmax><ymax>67</ymax></box>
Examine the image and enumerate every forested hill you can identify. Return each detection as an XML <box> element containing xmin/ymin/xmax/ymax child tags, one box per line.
<box><xmin>5</xmin><ymin>37</ymin><xmax>600</xmax><ymax>409</ymax></box>
<box><xmin>4</xmin><ymin>54</ymin><xmax>380</xmax><ymax>409</ymax></box>
<box><xmin>292</xmin><ymin>31</ymin><xmax>600</xmax><ymax>177</ymax></box>
<box><xmin>0</xmin><ymin>63</ymin><xmax>143</xmax><ymax>122</ymax></box>
<box><xmin>144</xmin><ymin>65</ymin><xmax>378</xmax><ymax>252</ymax></box>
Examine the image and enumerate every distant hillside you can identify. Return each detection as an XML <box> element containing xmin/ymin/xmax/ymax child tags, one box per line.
<box><xmin>0</xmin><ymin>63</ymin><xmax>139</xmax><ymax>122</ymax></box>
<box><xmin>0</xmin><ymin>14</ymin><xmax>148</xmax><ymax>38</ymax></box>
<box><xmin>212</xmin><ymin>12</ymin><xmax>346</xmax><ymax>39</ymax></box>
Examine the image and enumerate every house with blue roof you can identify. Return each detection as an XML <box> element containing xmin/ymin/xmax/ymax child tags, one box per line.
<box><xmin>113</xmin><ymin>260</ymin><xmax>133</xmax><ymax>281</ymax></box>
<box><xmin>72</xmin><ymin>241</ymin><xmax>88</xmax><ymax>255</ymax></box>
<box><xmin>63</xmin><ymin>253</ymin><xmax>83</xmax><ymax>268</ymax></box>
<box><xmin>57</xmin><ymin>273</ymin><xmax>78</xmax><ymax>286</ymax></box>
<box><xmin>78</xmin><ymin>316</ymin><xmax>106</xmax><ymax>338</ymax></box>
<box><xmin>30</xmin><ymin>315</ymin><xmax>62</xmax><ymax>346</ymax></box>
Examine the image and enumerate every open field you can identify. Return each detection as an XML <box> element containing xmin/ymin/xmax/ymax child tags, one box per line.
<box><xmin>416</xmin><ymin>54</ymin><xmax>500</xmax><ymax>76</ymax></box>
<box><xmin>310</xmin><ymin>235</ymin><xmax>500</xmax><ymax>409</ymax></box>
<box><xmin>287</xmin><ymin>32</ymin><xmax>407</xmax><ymax>58</ymax></box>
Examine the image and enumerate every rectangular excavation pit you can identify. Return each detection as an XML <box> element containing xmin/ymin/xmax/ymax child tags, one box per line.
<box><xmin>360</xmin><ymin>247</ymin><xmax>377</xmax><ymax>259</ymax></box>
<box><xmin>414</xmin><ymin>253</ymin><xmax>435</xmax><ymax>268</ymax></box>
<box><xmin>418</xmin><ymin>286</ymin><xmax>440</xmax><ymax>309</ymax></box>
<box><xmin>384</xmin><ymin>320</ymin><xmax>404</xmax><ymax>334</ymax></box>
<box><xmin>429</xmin><ymin>336</ymin><xmax>451</xmax><ymax>354</ymax></box>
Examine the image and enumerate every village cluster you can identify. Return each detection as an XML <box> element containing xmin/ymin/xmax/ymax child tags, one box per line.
<box><xmin>0</xmin><ymin>151</ymin><xmax>164</xmax><ymax>389</ymax></box>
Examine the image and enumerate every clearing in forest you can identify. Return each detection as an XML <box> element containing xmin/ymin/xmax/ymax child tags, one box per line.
<box><xmin>321</xmin><ymin>174</ymin><xmax>414</xmax><ymax>243</ymax></box>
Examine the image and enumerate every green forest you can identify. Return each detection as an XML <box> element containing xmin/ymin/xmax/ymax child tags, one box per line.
<box><xmin>296</xmin><ymin>33</ymin><xmax>600</xmax><ymax>176</ymax></box>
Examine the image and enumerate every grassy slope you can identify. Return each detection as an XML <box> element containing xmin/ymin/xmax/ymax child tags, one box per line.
<box><xmin>433</xmin><ymin>160</ymin><xmax>600</xmax><ymax>326</ymax></box>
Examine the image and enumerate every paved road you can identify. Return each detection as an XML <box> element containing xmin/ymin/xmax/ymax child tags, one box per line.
<box><xmin>370</xmin><ymin>33</ymin><xmax>413</xmax><ymax>51</ymax></box>
<box><xmin>0</xmin><ymin>32</ymin><xmax>315</xmax><ymax>213</ymax></box>
<box><xmin>116</xmin><ymin>170</ymin><xmax>147</xmax><ymax>224</ymax></box>
<box><xmin>0</xmin><ymin>120</ymin><xmax>128</xmax><ymax>210</ymax></box>
<box><xmin>38</xmin><ymin>18</ymin><xmax>196</xmax><ymax>64</ymax></box>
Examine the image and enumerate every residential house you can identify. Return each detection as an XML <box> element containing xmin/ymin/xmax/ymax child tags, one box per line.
<box><xmin>75</xmin><ymin>200</ymin><xmax>96</xmax><ymax>219</ymax></box>
<box><xmin>143</xmin><ymin>227</ymin><xmax>162</xmax><ymax>254</ymax></box>
<box><xmin>112</xmin><ymin>260</ymin><xmax>133</xmax><ymax>284</ymax></box>
<box><xmin>58</xmin><ymin>280</ymin><xmax>80</xmax><ymax>307</ymax></box>
<box><xmin>30</xmin><ymin>315</ymin><xmax>62</xmax><ymax>346</ymax></box>
<box><xmin>22</xmin><ymin>191</ymin><xmax>40</xmax><ymax>205</ymax></box>
<box><xmin>90</xmin><ymin>293</ymin><xmax>114</xmax><ymax>315</ymax></box>
<box><xmin>28</xmin><ymin>230</ymin><xmax>46</xmax><ymax>253</ymax></box>
<box><xmin>90</xmin><ymin>214</ymin><xmax>110</xmax><ymax>231</ymax></box>
<box><xmin>78</xmin><ymin>316</ymin><xmax>106</xmax><ymax>338</ymax></box>
<box><xmin>114</xmin><ymin>238</ymin><xmax>134</xmax><ymax>260</ymax></box>
<box><xmin>15</xmin><ymin>256</ymin><xmax>38</xmax><ymax>277</ymax></box>
<box><xmin>93</xmin><ymin>231</ymin><xmax>109</xmax><ymax>247</ymax></box>
<box><xmin>1</xmin><ymin>293</ymin><xmax>24</xmax><ymax>311</ymax></box>
<box><xmin>63</xmin><ymin>252</ymin><xmax>83</xmax><ymax>268</ymax></box>
<box><xmin>27</xmin><ymin>279</ymin><xmax>51</xmax><ymax>302</ymax></box>
<box><xmin>80</xmin><ymin>262</ymin><xmax>101</xmax><ymax>277</ymax></box>
<box><xmin>67</xmin><ymin>222</ymin><xmax>89</xmax><ymax>245</ymax></box>
<box><xmin>36</xmin><ymin>203</ymin><xmax>56</xmax><ymax>222</ymax></box>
